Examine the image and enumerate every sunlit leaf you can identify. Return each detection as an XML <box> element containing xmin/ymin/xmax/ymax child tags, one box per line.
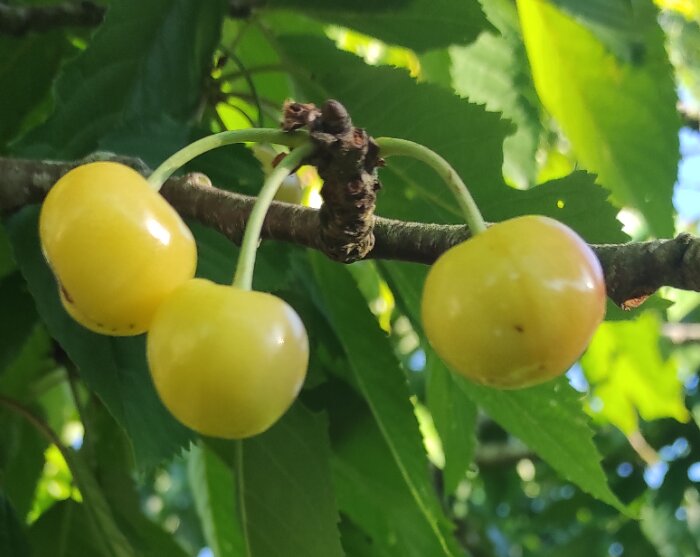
<box><xmin>581</xmin><ymin>312</ymin><xmax>690</xmax><ymax>434</ymax></box>
<box><xmin>518</xmin><ymin>0</ymin><xmax>679</xmax><ymax>236</ymax></box>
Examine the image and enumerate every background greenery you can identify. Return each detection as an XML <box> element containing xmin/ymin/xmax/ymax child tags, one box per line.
<box><xmin>2</xmin><ymin>0</ymin><xmax>700</xmax><ymax>555</ymax></box>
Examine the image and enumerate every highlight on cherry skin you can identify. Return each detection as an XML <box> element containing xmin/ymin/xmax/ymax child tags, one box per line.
<box><xmin>146</xmin><ymin>278</ymin><xmax>309</xmax><ymax>439</ymax></box>
<box><xmin>421</xmin><ymin>215</ymin><xmax>606</xmax><ymax>389</ymax></box>
<box><xmin>39</xmin><ymin>161</ymin><xmax>197</xmax><ymax>335</ymax></box>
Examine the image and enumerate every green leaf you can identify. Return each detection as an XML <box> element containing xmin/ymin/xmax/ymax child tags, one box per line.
<box><xmin>277</xmin><ymin>33</ymin><xmax>509</xmax><ymax>223</ymax></box>
<box><xmin>0</xmin><ymin>324</ymin><xmax>53</xmax><ymax>402</ymax></box>
<box><xmin>29</xmin><ymin>500</ymin><xmax>110</xmax><ymax>557</ymax></box>
<box><xmin>641</xmin><ymin>499</ymin><xmax>700</xmax><ymax>557</ymax></box>
<box><xmin>276</xmin><ymin>33</ymin><xmax>624</xmax><ymax>244</ymax></box>
<box><xmin>426</xmin><ymin>351</ymin><xmax>477</xmax><ymax>494</ymax></box>
<box><xmin>325</xmin><ymin>381</ymin><xmax>461</xmax><ymax>557</ymax></box>
<box><xmin>15</xmin><ymin>0</ymin><xmax>227</xmax><ymax>159</ymax></box>
<box><xmin>210</xmin><ymin>403</ymin><xmax>344</xmax><ymax>557</ymax></box>
<box><xmin>0</xmin><ymin>224</ymin><xmax>15</xmax><ymax>280</ymax></box>
<box><xmin>88</xmin><ymin>401</ymin><xmax>190</xmax><ymax>557</ymax></box>
<box><xmin>379</xmin><ymin>261</ymin><xmax>477</xmax><ymax>495</ymax></box>
<box><xmin>450</xmin><ymin>32</ymin><xmax>541</xmax><ymax>188</ymax></box>
<box><xmin>339</xmin><ymin>518</ymin><xmax>393</xmax><ymax>557</ymax></box>
<box><xmin>0</xmin><ymin>491</ymin><xmax>30</xmax><ymax>557</ymax></box>
<box><xmin>310</xmin><ymin>253</ymin><xmax>462</xmax><ymax>557</ymax></box>
<box><xmin>517</xmin><ymin>0</ymin><xmax>679</xmax><ymax>236</ymax></box>
<box><xmin>0</xmin><ymin>271</ymin><xmax>37</xmax><ymax>373</ymax></box>
<box><xmin>483</xmin><ymin>171</ymin><xmax>628</xmax><ymax>244</ymax></box>
<box><xmin>59</xmin><ymin>446</ymin><xmax>135</xmax><ymax>557</ymax></box>
<box><xmin>219</xmin><ymin>18</ymin><xmax>296</xmax><ymax>126</ymax></box>
<box><xmin>548</xmin><ymin>0</ymin><xmax>645</xmax><ymax>62</ymax></box>
<box><xmin>382</xmin><ymin>246</ymin><xmax>627</xmax><ymax>513</ymax></box>
<box><xmin>549</xmin><ymin>0</ymin><xmax>633</xmax><ymax>29</ymax></box>
<box><xmin>266</xmin><ymin>0</ymin><xmax>489</xmax><ymax>51</ymax></box>
<box><xmin>188</xmin><ymin>443</ymin><xmax>246</xmax><ymax>557</ymax></box>
<box><xmin>377</xmin><ymin>214</ymin><xmax>625</xmax><ymax>515</ymax></box>
<box><xmin>4</xmin><ymin>206</ymin><xmax>193</xmax><ymax>469</ymax></box>
<box><xmin>581</xmin><ymin>312</ymin><xmax>690</xmax><ymax>434</ymax></box>
<box><xmin>0</xmin><ymin>32</ymin><xmax>73</xmax><ymax>149</ymax></box>
<box><xmin>241</xmin><ymin>405</ymin><xmax>344</xmax><ymax>557</ymax></box>
<box><xmin>457</xmin><ymin>377</ymin><xmax>629</xmax><ymax>515</ymax></box>
<box><xmin>0</xmin><ymin>411</ymin><xmax>48</xmax><ymax>520</ymax></box>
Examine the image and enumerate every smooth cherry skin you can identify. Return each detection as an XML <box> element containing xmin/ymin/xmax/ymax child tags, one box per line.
<box><xmin>39</xmin><ymin>162</ymin><xmax>197</xmax><ymax>335</ymax></box>
<box><xmin>421</xmin><ymin>216</ymin><xmax>606</xmax><ymax>389</ymax></box>
<box><xmin>147</xmin><ymin>279</ymin><xmax>309</xmax><ymax>439</ymax></box>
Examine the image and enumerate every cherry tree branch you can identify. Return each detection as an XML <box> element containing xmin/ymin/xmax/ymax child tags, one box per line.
<box><xmin>0</xmin><ymin>0</ymin><xmax>258</xmax><ymax>37</ymax></box>
<box><xmin>2</xmin><ymin>154</ymin><xmax>700</xmax><ymax>307</ymax></box>
<box><xmin>0</xmin><ymin>1</ymin><xmax>104</xmax><ymax>36</ymax></box>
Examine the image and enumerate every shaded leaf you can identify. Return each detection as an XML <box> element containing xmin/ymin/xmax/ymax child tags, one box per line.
<box><xmin>219</xmin><ymin>18</ymin><xmax>296</xmax><ymax>127</ymax></box>
<box><xmin>277</xmin><ymin>33</ymin><xmax>509</xmax><ymax>226</ymax></box>
<box><xmin>641</xmin><ymin>499</ymin><xmax>700</xmax><ymax>557</ymax></box>
<box><xmin>59</xmin><ymin>446</ymin><xmax>135</xmax><ymax>557</ymax></box>
<box><xmin>88</xmin><ymin>400</ymin><xmax>190</xmax><ymax>557</ymax></box>
<box><xmin>457</xmin><ymin>377</ymin><xmax>629</xmax><ymax>514</ymax></box>
<box><xmin>550</xmin><ymin>0</ymin><xmax>634</xmax><ymax>29</ymax></box>
<box><xmin>29</xmin><ymin>500</ymin><xmax>109</xmax><ymax>557</ymax></box>
<box><xmin>0</xmin><ymin>271</ymin><xmax>37</xmax><ymax>373</ymax></box>
<box><xmin>0</xmin><ymin>32</ymin><xmax>73</xmax><ymax>149</ymax></box>
<box><xmin>15</xmin><ymin>0</ymin><xmax>227</xmax><ymax>159</ymax></box>
<box><xmin>339</xmin><ymin>517</ymin><xmax>393</xmax><ymax>557</ymax></box>
<box><xmin>482</xmin><ymin>171</ymin><xmax>628</xmax><ymax>244</ymax></box>
<box><xmin>188</xmin><ymin>443</ymin><xmax>246</xmax><ymax>557</ymax></box>
<box><xmin>0</xmin><ymin>410</ymin><xmax>48</xmax><ymax>520</ymax></box>
<box><xmin>0</xmin><ymin>324</ymin><xmax>53</xmax><ymax>402</ymax></box>
<box><xmin>323</xmin><ymin>380</ymin><xmax>461</xmax><ymax>557</ymax></box>
<box><xmin>267</xmin><ymin>0</ymin><xmax>489</xmax><ymax>51</ymax></box>
<box><xmin>450</xmin><ymin>32</ymin><xmax>541</xmax><ymax>188</ymax></box>
<box><xmin>0</xmin><ymin>224</ymin><xmax>15</xmax><ymax>280</ymax></box>
<box><xmin>209</xmin><ymin>403</ymin><xmax>344</xmax><ymax>557</ymax></box>
<box><xmin>242</xmin><ymin>405</ymin><xmax>343</xmax><ymax>557</ymax></box>
<box><xmin>311</xmin><ymin>253</ymin><xmax>462</xmax><ymax>556</ymax></box>
<box><xmin>426</xmin><ymin>351</ymin><xmax>477</xmax><ymax>495</ymax></box>
<box><xmin>0</xmin><ymin>491</ymin><xmax>30</xmax><ymax>557</ymax></box>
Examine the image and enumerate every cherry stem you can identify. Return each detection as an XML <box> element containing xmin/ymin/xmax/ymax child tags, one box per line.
<box><xmin>375</xmin><ymin>137</ymin><xmax>487</xmax><ymax>235</ymax></box>
<box><xmin>232</xmin><ymin>142</ymin><xmax>315</xmax><ymax>290</ymax></box>
<box><xmin>147</xmin><ymin>128</ymin><xmax>309</xmax><ymax>192</ymax></box>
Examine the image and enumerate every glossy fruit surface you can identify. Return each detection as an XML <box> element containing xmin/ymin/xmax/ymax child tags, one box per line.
<box><xmin>147</xmin><ymin>279</ymin><xmax>309</xmax><ymax>439</ymax></box>
<box><xmin>39</xmin><ymin>162</ymin><xmax>196</xmax><ymax>335</ymax></box>
<box><xmin>421</xmin><ymin>216</ymin><xmax>606</xmax><ymax>389</ymax></box>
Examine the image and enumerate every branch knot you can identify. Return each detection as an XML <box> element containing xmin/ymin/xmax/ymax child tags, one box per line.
<box><xmin>282</xmin><ymin>99</ymin><xmax>382</xmax><ymax>263</ymax></box>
